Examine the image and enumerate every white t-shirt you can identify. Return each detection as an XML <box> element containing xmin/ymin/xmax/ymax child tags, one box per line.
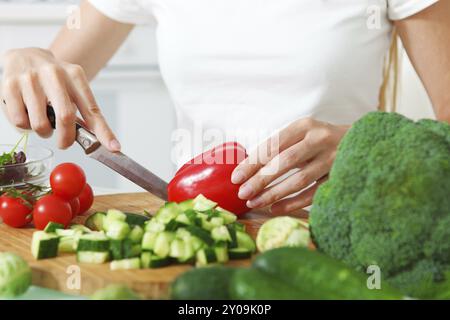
<box><xmin>89</xmin><ymin>0</ymin><xmax>437</xmax><ymax>155</ymax></box>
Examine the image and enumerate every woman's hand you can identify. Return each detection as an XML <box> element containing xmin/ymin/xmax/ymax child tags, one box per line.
<box><xmin>1</xmin><ymin>48</ymin><xmax>120</xmax><ymax>151</ymax></box>
<box><xmin>231</xmin><ymin>118</ymin><xmax>349</xmax><ymax>214</ymax></box>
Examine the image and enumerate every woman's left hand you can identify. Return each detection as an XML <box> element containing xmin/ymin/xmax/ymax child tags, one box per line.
<box><xmin>231</xmin><ymin>118</ymin><xmax>350</xmax><ymax>214</ymax></box>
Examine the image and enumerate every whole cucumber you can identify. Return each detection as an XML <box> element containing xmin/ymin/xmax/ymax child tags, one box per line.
<box><xmin>253</xmin><ymin>247</ymin><xmax>403</xmax><ymax>300</ymax></box>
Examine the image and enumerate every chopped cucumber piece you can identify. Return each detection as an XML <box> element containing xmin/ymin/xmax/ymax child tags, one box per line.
<box><xmin>145</xmin><ymin>219</ymin><xmax>165</xmax><ymax>233</ymax></box>
<box><xmin>85</xmin><ymin>212</ymin><xmax>105</xmax><ymax>231</ymax></box>
<box><xmin>110</xmin><ymin>239</ymin><xmax>124</xmax><ymax>260</ymax></box>
<box><xmin>124</xmin><ymin>212</ymin><xmax>150</xmax><ymax>227</ymax></box>
<box><xmin>153</xmin><ymin>232</ymin><xmax>175</xmax><ymax>258</ymax></box>
<box><xmin>141</xmin><ymin>252</ymin><xmax>171</xmax><ymax>268</ymax></box>
<box><xmin>106</xmin><ymin>220</ymin><xmax>130</xmax><ymax>240</ymax></box>
<box><xmin>201</xmin><ymin>219</ymin><xmax>215</xmax><ymax>231</ymax></box>
<box><xmin>56</xmin><ymin>229</ymin><xmax>81</xmax><ymax>237</ymax></box>
<box><xmin>169</xmin><ymin>238</ymin><xmax>185</xmax><ymax>258</ymax></box>
<box><xmin>185</xmin><ymin>225</ymin><xmax>214</xmax><ymax>246</ymax></box>
<box><xmin>44</xmin><ymin>222</ymin><xmax>64</xmax><ymax>233</ymax></box>
<box><xmin>141</xmin><ymin>232</ymin><xmax>158</xmax><ymax>251</ymax></box>
<box><xmin>70</xmin><ymin>224</ymin><xmax>92</xmax><ymax>234</ymax></box>
<box><xmin>214</xmin><ymin>245</ymin><xmax>229</xmax><ymax>263</ymax></box>
<box><xmin>58</xmin><ymin>236</ymin><xmax>77</xmax><ymax>253</ymax></box>
<box><xmin>193</xmin><ymin>194</ymin><xmax>217</xmax><ymax>212</ymax></box>
<box><xmin>128</xmin><ymin>225</ymin><xmax>144</xmax><ymax>243</ymax></box>
<box><xmin>216</xmin><ymin>207</ymin><xmax>237</xmax><ymax>224</ymax></box>
<box><xmin>165</xmin><ymin>219</ymin><xmax>183</xmax><ymax>231</ymax></box>
<box><xmin>31</xmin><ymin>231</ymin><xmax>60</xmax><ymax>260</ymax></box>
<box><xmin>188</xmin><ymin>236</ymin><xmax>205</xmax><ymax>252</ymax></box>
<box><xmin>77</xmin><ymin>233</ymin><xmax>110</xmax><ymax>252</ymax></box>
<box><xmin>155</xmin><ymin>202</ymin><xmax>181</xmax><ymax>224</ymax></box>
<box><xmin>228</xmin><ymin>248</ymin><xmax>252</xmax><ymax>260</ymax></box>
<box><xmin>123</xmin><ymin>240</ymin><xmax>142</xmax><ymax>258</ymax></box>
<box><xmin>106</xmin><ymin>209</ymin><xmax>127</xmax><ymax>221</ymax></box>
<box><xmin>176</xmin><ymin>228</ymin><xmax>191</xmax><ymax>241</ymax></box>
<box><xmin>226</xmin><ymin>225</ymin><xmax>238</xmax><ymax>249</ymax></box>
<box><xmin>110</xmin><ymin>258</ymin><xmax>141</xmax><ymax>270</ymax></box>
<box><xmin>232</xmin><ymin>222</ymin><xmax>246</xmax><ymax>232</ymax></box>
<box><xmin>77</xmin><ymin>251</ymin><xmax>110</xmax><ymax>264</ymax></box>
<box><xmin>178</xmin><ymin>199</ymin><xmax>194</xmax><ymax>212</ymax></box>
<box><xmin>236</xmin><ymin>231</ymin><xmax>256</xmax><ymax>253</ymax></box>
<box><xmin>196</xmin><ymin>248</ymin><xmax>217</xmax><ymax>267</ymax></box>
<box><xmin>211</xmin><ymin>226</ymin><xmax>232</xmax><ymax>242</ymax></box>
<box><xmin>210</xmin><ymin>217</ymin><xmax>225</xmax><ymax>228</ymax></box>
<box><xmin>175</xmin><ymin>213</ymin><xmax>191</xmax><ymax>225</ymax></box>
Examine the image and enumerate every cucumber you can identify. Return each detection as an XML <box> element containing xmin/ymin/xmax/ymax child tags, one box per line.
<box><xmin>185</xmin><ymin>225</ymin><xmax>214</xmax><ymax>246</ymax></box>
<box><xmin>77</xmin><ymin>251</ymin><xmax>110</xmax><ymax>264</ymax></box>
<box><xmin>169</xmin><ymin>238</ymin><xmax>186</xmax><ymax>259</ymax></box>
<box><xmin>44</xmin><ymin>222</ymin><xmax>64</xmax><ymax>233</ymax></box>
<box><xmin>153</xmin><ymin>232</ymin><xmax>175</xmax><ymax>258</ymax></box>
<box><xmin>70</xmin><ymin>224</ymin><xmax>92</xmax><ymax>234</ymax></box>
<box><xmin>252</xmin><ymin>247</ymin><xmax>402</xmax><ymax>300</ymax></box>
<box><xmin>106</xmin><ymin>220</ymin><xmax>130</xmax><ymax>240</ymax></box>
<box><xmin>226</xmin><ymin>225</ymin><xmax>238</xmax><ymax>248</ymax></box>
<box><xmin>155</xmin><ymin>202</ymin><xmax>181</xmax><ymax>224</ymax></box>
<box><xmin>109</xmin><ymin>239</ymin><xmax>124</xmax><ymax>260</ymax></box>
<box><xmin>145</xmin><ymin>219</ymin><xmax>165</xmax><ymax>233</ymax></box>
<box><xmin>230</xmin><ymin>268</ymin><xmax>305</xmax><ymax>300</ymax></box>
<box><xmin>236</xmin><ymin>231</ymin><xmax>256</xmax><ymax>253</ymax></box>
<box><xmin>58</xmin><ymin>236</ymin><xmax>78</xmax><ymax>253</ymax></box>
<box><xmin>56</xmin><ymin>229</ymin><xmax>81</xmax><ymax>237</ymax></box>
<box><xmin>140</xmin><ymin>252</ymin><xmax>171</xmax><ymax>268</ymax></box>
<box><xmin>214</xmin><ymin>245</ymin><xmax>229</xmax><ymax>263</ymax></box>
<box><xmin>128</xmin><ymin>225</ymin><xmax>144</xmax><ymax>243</ymax></box>
<box><xmin>165</xmin><ymin>219</ymin><xmax>183</xmax><ymax>231</ymax></box>
<box><xmin>171</xmin><ymin>266</ymin><xmax>236</xmax><ymax>300</ymax></box>
<box><xmin>210</xmin><ymin>217</ymin><xmax>224</xmax><ymax>228</ymax></box>
<box><xmin>184</xmin><ymin>209</ymin><xmax>202</xmax><ymax>226</ymax></box>
<box><xmin>123</xmin><ymin>240</ymin><xmax>141</xmax><ymax>258</ymax></box>
<box><xmin>232</xmin><ymin>222</ymin><xmax>246</xmax><ymax>232</ymax></box>
<box><xmin>124</xmin><ymin>212</ymin><xmax>150</xmax><ymax>227</ymax></box>
<box><xmin>175</xmin><ymin>213</ymin><xmax>191</xmax><ymax>226</ymax></box>
<box><xmin>196</xmin><ymin>248</ymin><xmax>217</xmax><ymax>266</ymax></box>
<box><xmin>193</xmin><ymin>194</ymin><xmax>217</xmax><ymax>211</ymax></box>
<box><xmin>85</xmin><ymin>212</ymin><xmax>105</xmax><ymax>231</ymax></box>
<box><xmin>211</xmin><ymin>226</ymin><xmax>231</xmax><ymax>242</ymax></box>
<box><xmin>77</xmin><ymin>233</ymin><xmax>110</xmax><ymax>252</ymax></box>
<box><xmin>178</xmin><ymin>199</ymin><xmax>194</xmax><ymax>212</ymax></box>
<box><xmin>228</xmin><ymin>248</ymin><xmax>252</xmax><ymax>260</ymax></box>
<box><xmin>106</xmin><ymin>209</ymin><xmax>127</xmax><ymax>221</ymax></box>
<box><xmin>31</xmin><ymin>231</ymin><xmax>60</xmax><ymax>260</ymax></box>
<box><xmin>110</xmin><ymin>258</ymin><xmax>141</xmax><ymax>270</ymax></box>
<box><xmin>141</xmin><ymin>232</ymin><xmax>158</xmax><ymax>251</ymax></box>
<box><xmin>216</xmin><ymin>207</ymin><xmax>237</xmax><ymax>224</ymax></box>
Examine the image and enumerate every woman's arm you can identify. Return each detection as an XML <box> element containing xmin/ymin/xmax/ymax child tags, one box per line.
<box><xmin>1</xmin><ymin>0</ymin><xmax>133</xmax><ymax>150</ymax></box>
<box><xmin>396</xmin><ymin>0</ymin><xmax>450</xmax><ymax>122</ymax></box>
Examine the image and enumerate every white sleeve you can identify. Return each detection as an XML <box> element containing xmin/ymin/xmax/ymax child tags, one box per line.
<box><xmin>88</xmin><ymin>0</ymin><xmax>153</xmax><ymax>25</ymax></box>
<box><xmin>387</xmin><ymin>0</ymin><xmax>439</xmax><ymax>20</ymax></box>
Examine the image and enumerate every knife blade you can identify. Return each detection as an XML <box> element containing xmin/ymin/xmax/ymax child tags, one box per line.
<box><xmin>47</xmin><ymin>106</ymin><xmax>168</xmax><ymax>200</ymax></box>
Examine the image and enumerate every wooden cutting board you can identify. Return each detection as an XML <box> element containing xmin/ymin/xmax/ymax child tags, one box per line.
<box><xmin>0</xmin><ymin>192</ymin><xmax>308</xmax><ymax>299</ymax></box>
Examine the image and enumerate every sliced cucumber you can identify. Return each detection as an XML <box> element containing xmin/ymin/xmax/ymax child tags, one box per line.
<box><xmin>169</xmin><ymin>238</ymin><xmax>186</xmax><ymax>259</ymax></box>
<box><xmin>128</xmin><ymin>225</ymin><xmax>144</xmax><ymax>243</ymax></box>
<box><xmin>77</xmin><ymin>233</ymin><xmax>110</xmax><ymax>252</ymax></box>
<box><xmin>31</xmin><ymin>231</ymin><xmax>60</xmax><ymax>260</ymax></box>
<box><xmin>58</xmin><ymin>236</ymin><xmax>78</xmax><ymax>253</ymax></box>
<box><xmin>228</xmin><ymin>248</ymin><xmax>252</xmax><ymax>260</ymax></box>
<box><xmin>85</xmin><ymin>212</ymin><xmax>105</xmax><ymax>231</ymax></box>
<box><xmin>56</xmin><ymin>229</ymin><xmax>81</xmax><ymax>237</ymax></box>
<box><xmin>185</xmin><ymin>225</ymin><xmax>214</xmax><ymax>246</ymax></box>
<box><xmin>141</xmin><ymin>252</ymin><xmax>171</xmax><ymax>268</ymax></box>
<box><xmin>77</xmin><ymin>251</ymin><xmax>110</xmax><ymax>264</ymax></box>
<box><xmin>193</xmin><ymin>194</ymin><xmax>217</xmax><ymax>211</ymax></box>
<box><xmin>214</xmin><ymin>245</ymin><xmax>229</xmax><ymax>263</ymax></box>
<box><xmin>216</xmin><ymin>207</ymin><xmax>237</xmax><ymax>224</ymax></box>
<box><xmin>110</xmin><ymin>258</ymin><xmax>141</xmax><ymax>270</ymax></box>
<box><xmin>165</xmin><ymin>219</ymin><xmax>183</xmax><ymax>231</ymax></box>
<box><xmin>232</xmin><ymin>222</ymin><xmax>246</xmax><ymax>232</ymax></box>
<box><xmin>210</xmin><ymin>217</ymin><xmax>225</xmax><ymax>228</ymax></box>
<box><xmin>178</xmin><ymin>199</ymin><xmax>194</xmax><ymax>212</ymax></box>
<box><xmin>145</xmin><ymin>219</ymin><xmax>165</xmax><ymax>233</ymax></box>
<box><xmin>124</xmin><ymin>212</ymin><xmax>150</xmax><ymax>227</ymax></box>
<box><xmin>196</xmin><ymin>248</ymin><xmax>217</xmax><ymax>267</ymax></box>
<box><xmin>106</xmin><ymin>209</ymin><xmax>127</xmax><ymax>221</ymax></box>
<box><xmin>44</xmin><ymin>222</ymin><xmax>64</xmax><ymax>233</ymax></box>
<box><xmin>226</xmin><ymin>225</ymin><xmax>238</xmax><ymax>249</ymax></box>
<box><xmin>175</xmin><ymin>213</ymin><xmax>191</xmax><ymax>226</ymax></box>
<box><xmin>110</xmin><ymin>239</ymin><xmax>124</xmax><ymax>260</ymax></box>
<box><xmin>106</xmin><ymin>220</ymin><xmax>130</xmax><ymax>240</ymax></box>
<box><xmin>236</xmin><ymin>231</ymin><xmax>256</xmax><ymax>253</ymax></box>
<box><xmin>123</xmin><ymin>240</ymin><xmax>141</xmax><ymax>258</ymax></box>
<box><xmin>141</xmin><ymin>232</ymin><xmax>158</xmax><ymax>251</ymax></box>
<box><xmin>211</xmin><ymin>226</ymin><xmax>231</xmax><ymax>242</ymax></box>
<box><xmin>70</xmin><ymin>224</ymin><xmax>92</xmax><ymax>234</ymax></box>
<box><xmin>153</xmin><ymin>232</ymin><xmax>175</xmax><ymax>258</ymax></box>
<box><xmin>155</xmin><ymin>202</ymin><xmax>181</xmax><ymax>224</ymax></box>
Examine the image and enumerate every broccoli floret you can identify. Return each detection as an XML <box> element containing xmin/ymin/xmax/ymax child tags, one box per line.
<box><xmin>310</xmin><ymin>112</ymin><xmax>450</xmax><ymax>298</ymax></box>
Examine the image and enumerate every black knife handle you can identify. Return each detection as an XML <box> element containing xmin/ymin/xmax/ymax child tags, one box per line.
<box><xmin>46</xmin><ymin>105</ymin><xmax>101</xmax><ymax>154</ymax></box>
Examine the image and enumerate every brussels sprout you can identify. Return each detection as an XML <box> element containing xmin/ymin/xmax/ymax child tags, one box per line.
<box><xmin>256</xmin><ymin>217</ymin><xmax>310</xmax><ymax>252</ymax></box>
<box><xmin>0</xmin><ymin>252</ymin><xmax>32</xmax><ymax>297</ymax></box>
<box><xmin>90</xmin><ymin>284</ymin><xmax>141</xmax><ymax>300</ymax></box>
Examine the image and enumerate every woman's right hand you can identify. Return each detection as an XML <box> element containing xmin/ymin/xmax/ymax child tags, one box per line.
<box><xmin>1</xmin><ymin>47</ymin><xmax>120</xmax><ymax>151</ymax></box>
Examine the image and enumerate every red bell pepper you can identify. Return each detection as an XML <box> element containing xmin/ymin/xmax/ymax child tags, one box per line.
<box><xmin>167</xmin><ymin>142</ymin><xmax>250</xmax><ymax>216</ymax></box>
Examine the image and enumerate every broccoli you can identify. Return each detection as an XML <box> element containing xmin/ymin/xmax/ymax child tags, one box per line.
<box><xmin>310</xmin><ymin>112</ymin><xmax>450</xmax><ymax>298</ymax></box>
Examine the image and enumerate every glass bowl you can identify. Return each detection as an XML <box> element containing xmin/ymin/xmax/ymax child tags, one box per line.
<box><xmin>0</xmin><ymin>144</ymin><xmax>54</xmax><ymax>192</ymax></box>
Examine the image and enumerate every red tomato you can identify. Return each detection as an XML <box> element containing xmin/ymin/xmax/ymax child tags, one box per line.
<box><xmin>0</xmin><ymin>195</ymin><xmax>33</xmax><ymax>228</ymax></box>
<box><xmin>69</xmin><ymin>197</ymin><xmax>80</xmax><ymax>218</ymax></box>
<box><xmin>32</xmin><ymin>194</ymin><xmax>72</xmax><ymax>230</ymax></box>
<box><xmin>50</xmin><ymin>163</ymin><xmax>86</xmax><ymax>200</ymax></box>
<box><xmin>77</xmin><ymin>183</ymin><xmax>94</xmax><ymax>215</ymax></box>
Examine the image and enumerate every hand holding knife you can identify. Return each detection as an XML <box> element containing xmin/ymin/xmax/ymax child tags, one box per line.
<box><xmin>46</xmin><ymin>106</ymin><xmax>168</xmax><ymax>200</ymax></box>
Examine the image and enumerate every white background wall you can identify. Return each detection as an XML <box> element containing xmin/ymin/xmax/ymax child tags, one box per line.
<box><xmin>0</xmin><ymin>3</ymin><xmax>436</xmax><ymax>193</ymax></box>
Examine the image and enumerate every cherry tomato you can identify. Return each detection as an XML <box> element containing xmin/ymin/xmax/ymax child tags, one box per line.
<box><xmin>50</xmin><ymin>163</ymin><xmax>86</xmax><ymax>200</ymax></box>
<box><xmin>0</xmin><ymin>195</ymin><xmax>33</xmax><ymax>228</ymax></box>
<box><xmin>78</xmin><ymin>183</ymin><xmax>94</xmax><ymax>215</ymax></box>
<box><xmin>32</xmin><ymin>194</ymin><xmax>72</xmax><ymax>230</ymax></box>
<box><xmin>69</xmin><ymin>197</ymin><xmax>80</xmax><ymax>218</ymax></box>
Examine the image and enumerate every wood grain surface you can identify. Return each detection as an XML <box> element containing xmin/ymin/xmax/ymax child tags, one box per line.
<box><xmin>0</xmin><ymin>192</ymin><xmax>307</xmax><ymax>299</ymax></box>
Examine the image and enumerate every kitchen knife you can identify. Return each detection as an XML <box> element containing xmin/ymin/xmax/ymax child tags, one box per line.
<box><xmin>47</xmin><ymin>106</ymin><xmax>168</xmax><ymax>200</ymax></box>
